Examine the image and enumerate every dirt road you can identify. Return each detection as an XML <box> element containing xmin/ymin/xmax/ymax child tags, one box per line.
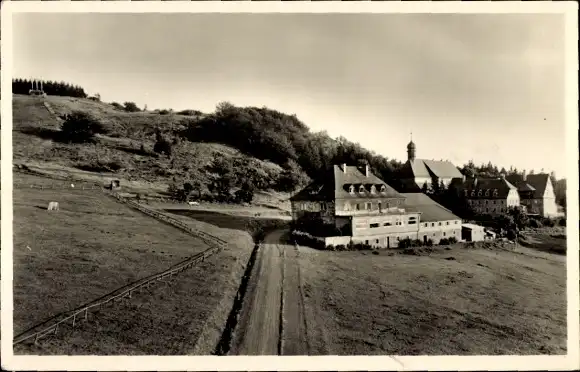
<box><xmin>229</xmin><ymin>229</ymin><xmax>309</xmax><ymax>355</ymax></box>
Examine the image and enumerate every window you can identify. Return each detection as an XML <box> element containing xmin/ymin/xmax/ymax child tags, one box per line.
<box><xmin>431</xmin><ymin>223</ymin><xmax>435</xmax><ymax>227</ymax></box>
<box><xmin>446</xmin><ymin>221</ymin><xmax>449</xmax><ymax>225</ymax></box>
<box><xmin>365</xmin><ymin>240</ymin><xmax>369</xmax><ymax>245</ymax></box>
<box><xmin>370</xmin><ymin>185</ymin><xmax>377</xmax><ymax>194</ymax></box>
<box><xmin>443</xmin><ymin>232</ymin><xmax>446</xmax><ymax>236</ymax></box>
<box><xmin>376</xmin><ymin>239</ymin><xmax>379</xmax><ymax>244</ymax></box>
<box><xmin>396</xmin><ymin>237</ymin><xmax>400</xmax><ymax>241</ymax></box>
<box><xmin>349</xmin><ymin>185</ymin><xmax>355</xmax><ymax>194</ymax></box>
<box><xmin>438</xmin><ymin>222</ymin><xmax>442</xmax><ymax>226</ymax></box>
<box><xmin>471</xmin><ymin>191</ymin><xmax>476</xmax><ymax>197</ymax></box>
<box><xmin>464</xmin><ymin>190</ymin><xmax>468</xmax><ymax>196</ymax></box>
<box><xmin>366</xmin><ymin>202</ymin><xmax>372</xmax><ymax>210</ymax></box>
<box><xmin>408</xmin><ymin>220</ymin><xmax>417</xmax><ymax>225</ymax></box>
<box><xmin>425</xmin><ymin>223</ymin><xmax>429</xmax><ymax>227</ymax></box>
<box><xmin>384</xmin><ymin>222</ymin><xmax>392</xmax><ymax>226</ymax></box>
<box><xmin>344</xmin><ymin>202</ymin><xmax>350</xmax><ymax>211</ymax></box>
<box><xmin>356</xmin><ymin>204</ymin><xmax>361</xmax><ymax>211</ymax></box>
<box><xmin>378</xmin><ymin>202</ymin><xmax>382</xmax><ymax>211</ymax></box>
<box><xmin>493</xmin><ymin>189</ymin><xmax>499</xmax><ymax>197</ymax></box>
<box><xmin>370</xmin><ymin>223</ymin><xmax>379</xmax><ymax>228</ymax></box>
<box><xmin>380</xmin><ymin>185</ymin><xmax>386</xmax><ymax>193</ymax></box>
<box><xmin>485</xmin><ymin>189</ymin><xmax>490</xmax><ymax>197</ymax></box>
<box><xmin>478</xmin><ymin>190</ymin><xmax>483</xmax><ymax>197</ymax></box>
<box><xmin>455</xmin><ymin>221</ymin><xmax>458</xmax><ymax>224</ymax></box>
<box><xmin>359</xmin><ymin>185</ymin><xmax>365</xmax><ymax>193</ymax></box>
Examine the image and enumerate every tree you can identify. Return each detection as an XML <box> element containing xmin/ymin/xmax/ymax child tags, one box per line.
<box><xmin>153</xmin><ymin>136</ymin><xmax>172</xmax><ymax>157</ymax></box>
<box><xmin>60</xmin><ymin>111</ymin><xmax>107</xmax><ymax>143</ymax></box>
<box><xmin>123</xmin><ymin>101</ymin><xmax>140</xmax><ymax>112</ymax></box>
<box><xmin>508</xmin><ymin>206</ymin><xmax>529</xmax><ymax>230</ymax></box>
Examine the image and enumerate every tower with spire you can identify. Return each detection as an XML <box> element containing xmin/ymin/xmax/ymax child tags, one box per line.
<box><xmin>407</xmin><ymin>131</ymin><xmax>416</xmax><ymax>162</ymax></box>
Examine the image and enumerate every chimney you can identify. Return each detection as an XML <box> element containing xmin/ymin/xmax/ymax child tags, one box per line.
<box><xmin>474</xmin><ymin>177</ymin><xmax>478</xmax><ymax>187</ymax></box>
<box><xmin>500</xmin><ymin>173</ymin><xmax>505</xmax><ymax>180</ymax></box>
<box><xmin>365</xmin><ymin>164</ymin><xmax>370</xmax><ymax>177</ymax></box>
<box><xmin>341</xmin><ymin>163</ymin><xmax>347</xmax><ymax>173</ymax></box>
<box><xmin>522</xmin><ymin>170</ymin><xmax>527</xmax><ymax>181</ymax></box>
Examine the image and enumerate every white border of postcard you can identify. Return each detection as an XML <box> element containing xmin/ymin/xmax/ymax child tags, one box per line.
<box><xmin>2</xmin><ymin>1</ymin><xmax>579</xmax><ymax>371</ymax></box>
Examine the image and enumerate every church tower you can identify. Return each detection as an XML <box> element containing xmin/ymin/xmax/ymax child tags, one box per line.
<box><xmin>407</xmin><ymin>132</ymin><xmax>416</xmax><ymax>162</ymax></box>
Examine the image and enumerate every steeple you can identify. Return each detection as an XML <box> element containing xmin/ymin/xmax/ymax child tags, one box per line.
<box><xmin>407</xmin><ymin>131</ymin><xmax>416</xmax><ymax>162</ymax></box>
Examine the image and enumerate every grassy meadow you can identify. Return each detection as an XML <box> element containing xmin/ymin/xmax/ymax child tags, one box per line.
<box><xmin>12</xmin><ymin>172</ymin><xmax>254</xmax><ymax>354</ymax></box>
<box><xmin>299</xmin><ymin>237</ymin><xmax>567</xmax><ymax>355</ymax></box>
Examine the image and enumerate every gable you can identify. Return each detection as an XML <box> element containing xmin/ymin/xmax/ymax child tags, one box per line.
<box><xmin>422</xmin><ymin>160</ymin><xmax>464</xmax><ymax>179</ymax></box>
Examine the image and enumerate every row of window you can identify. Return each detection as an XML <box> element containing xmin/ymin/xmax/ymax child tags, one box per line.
<box><xmin>465</xmin><ymin>189</ymin><xmax>500</xmax><ymax>197</ymax></box>
<box><xmin>363</xmin><ymin>230</ymin><xmax>459</xmax><ymax>246</ymax></box>
<box><xmin>357</xmin><ymin>219</ymin><xmax>458</xmax><ymax>230</ymax></box>
<box><xmin>344</xmin><ymin>200</ymin><xmax>399</xmax><ymax>212</ymax></box>
<box><xmin>347</xmin><ymin>184</ymin><xmax>387</xmax><ymax>195</ymax></box>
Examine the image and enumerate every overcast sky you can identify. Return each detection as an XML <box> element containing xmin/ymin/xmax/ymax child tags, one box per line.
<box><xmin>13</xmin><ymin>13</ymin><xmax>568</xmax><ymax>177</ymax></box>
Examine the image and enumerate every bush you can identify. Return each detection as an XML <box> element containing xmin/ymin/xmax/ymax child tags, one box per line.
<box><xmin>448</xmin><ymin>236</ymin><xmax>458</xmax><ymax>244</ymax></box>
<box><xmin>153</xmin><ymin>137</ymin><xmax>172</xmax><ymax>157</ymax></box>
<box><xmin>425</xmin><ymin>238</ymin><xmax>434</xmax><ymax>247</ymax></box>
<box><xmin>558</xmin><ymin>217</ymin><xmax>566</xmax><ymax>226</ymax></box>
<box><xmin>529</xmin><ymin>218</ymin><xmax>542</xmax><ymax>228</ymax></box>
<box><xmin>123</xmin><ymin>101</ymin><xmax>140</xmax><ymax>112</ymax></box>
<box><xmin>158</xmin><ymin>109</ymin><xmax>171</xmax><ymax>115</ymax></box>
<box><xmin>542</xmin><ymin>218</ymin><xmax>555</xmax><ymax>227</ymax></box>
<box><xmin>60</xmin><ymin>111</ymin><xmax>107</xmax><ymax>143</ymax></box>
<box><xmin>439</xmin><ymin>238</ymin><xmax>450</xmax><ymax>245</ymax></box>
<box><xmin>506</xmin><ymin>229</ymin><xmax>518</xmax><ymax>241</ymax></box>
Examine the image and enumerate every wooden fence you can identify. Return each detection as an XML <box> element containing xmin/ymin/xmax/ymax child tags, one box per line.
<box><xmin>12</xmin><ymin>170</ymin><xmax>229</xmax><ymax>346</ymax></box>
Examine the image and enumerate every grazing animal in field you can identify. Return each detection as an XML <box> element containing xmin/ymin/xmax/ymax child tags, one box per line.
<box><xmin>70</xmin><ymin>184</ymin><xmax>75</xmax><ymax>188</ymax></box>
<box><xmin>188</xmin><ymin>201</ymin><xmax>200</xmax><ymax>206</ymax></box>
<box><xmin>47</xmin><ymin>202</ymin><xmax>59</xmax><ymax>211</ymax></box>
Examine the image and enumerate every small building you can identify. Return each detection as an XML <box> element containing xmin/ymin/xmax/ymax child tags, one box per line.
<box><xmin>110</xmin><ymin>179</ymin><xmax>121</xmax><ymax>190</ymax></box>
<box><xmin>506</xmin><ymin>172</ymin><xmax>558</xmax><ymax>217</ymax></box>
<box><xmin>462</xmin><ymin>223</ymin><xmax>485</xmax><ymax>242</ymax></box>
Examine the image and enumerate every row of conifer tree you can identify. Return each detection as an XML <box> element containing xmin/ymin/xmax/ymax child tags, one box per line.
<box><xmin>12</xmin><ymin>78</ymin><xmax>88</xmax><ymax>98</ymax></box>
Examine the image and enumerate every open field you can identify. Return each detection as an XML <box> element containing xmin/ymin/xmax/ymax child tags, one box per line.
<box><xmin>297</xmin><ymin>238</ymin><xmax>567</xmax><ymax>355</ymax></box>
<box><xmin>13</xmin><ymin>172</ymin><xmax>254</xmax><ymax>354</ymax></box>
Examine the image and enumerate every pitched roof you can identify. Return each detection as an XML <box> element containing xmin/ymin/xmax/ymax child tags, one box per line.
<box><xmin>505</xmin><ymin>174</ymin><xmax>550</xmax><ymax>198</ymax></box>
<box><xmin>290</xmin><ymin>165</ymin><xmax>405</xmax><ymax>202</ymax></box>
<box><xmin>400</xmin><ymin>193</ymin><xmax>461</xmax><ymax>222</ymax></box>
<box><xmin>462</xmin><ymin>177</ymin><xmax>517</xmax><ymax>199</ymax></box>
<box><xmin>402</xmin><ymin>159</ymin><xmax>463</xmax><ymax>179</ymax></box>
<box><xmin>525</xmin><ymin>174</ymin><xmax>551</xmax><ymax>198</ymax></box>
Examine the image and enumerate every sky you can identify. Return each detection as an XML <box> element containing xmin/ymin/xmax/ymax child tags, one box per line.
<box><xmin>12</xmin><ymin>13</ymin><xmax>568</xmax><ymax>177</ymax></box>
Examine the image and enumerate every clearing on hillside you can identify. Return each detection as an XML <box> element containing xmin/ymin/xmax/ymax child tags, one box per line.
<box><xmin>298</xmin><ymin>241</ymin><xmax>566</xmax><ymax>355</ymax></box>
<box><xmin>13</xmin><ymin>172</ymin><xmax>254</xmax><ymax>355</ymax></box>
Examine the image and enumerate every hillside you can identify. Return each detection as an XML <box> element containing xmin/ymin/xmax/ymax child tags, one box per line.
<box><xmin>12</xmin><ymin>94</ymin><xmax>289</xmax><ymax>201</ymax></box>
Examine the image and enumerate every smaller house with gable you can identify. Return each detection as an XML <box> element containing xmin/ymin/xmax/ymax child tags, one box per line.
<box><xmin>505</xmin><ymin>172</ymin><xmax>558</xmax><ymax>217</ymax></box>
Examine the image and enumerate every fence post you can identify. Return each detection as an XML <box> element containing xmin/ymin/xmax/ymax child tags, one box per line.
<box><xmin>72</xmin><ymin>314</ymin><xmax>76</xmax><ymax>328</ymax></box>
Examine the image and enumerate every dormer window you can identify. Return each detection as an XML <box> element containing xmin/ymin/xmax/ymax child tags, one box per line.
<box><xmin>349</xmin><ymin>185</ymin><xmax>355</xmax><ymax>194</ymax></box>
<box><xmin>471</xmin><ymin>190</ymin><xmax>475</xmax><ymax>197</ymax></box>
<box><xmin>484</xmin><ymin>189</ymin><xmax>490</xmax><ymax>197</ymax></box>
<box><xmin>359</xmin><ymin>185</ymin><xmax>365</xmax><ymax>194</ymax></box>
<box><xmin>370</xmin><ymin>185</ymin><xmax>377</xmax><ymax>194</ymax></box>
<box><xmin>477</xmin><ymin>190</ymin><xmax>483</xmax><ymax>197</ymax></box>
<box><xmin>380</xmin><ymin>185</ymin><xmax>386</xmax><ymax>193</ymax></box>
<box><xmin>464</xmin><ymin>190</ymin><xmax>468</xmax><ymax>197</ymax></box>
<box><xmin>493</xmin><ymin>189</ymin><xmax>499</xmax><ymax>197</ymax></box>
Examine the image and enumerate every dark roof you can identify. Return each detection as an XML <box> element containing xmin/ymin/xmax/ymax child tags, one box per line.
<box><xmin>505</xmin><ymin>174</ymin><xmax>550</xmax><ymax>198</ymax></box>
<box><xmin>525</xmin><ymin>174</ymin><xmax>551</xmax><ymax>198</ymax></box>
<box><xmin>461</xmin><ymin>177</ymin><xmax>518</xmax><ymax>199</ymax></box>
<box><xmin>290</xmin><ymin>165</ymin><xmax>404</xmax><ymax>202</ymax></box>
<box><xmin>400</xmin><ymin>193</ymin><xmax>461</xmax><ymax>222</ymax></box>
<box><xmin>402</xmin><ymin>159</ymin><xmax>463</xmax><ymax>179</ymax></box>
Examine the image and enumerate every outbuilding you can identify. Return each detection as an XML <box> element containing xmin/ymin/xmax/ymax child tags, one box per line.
<box><xmin>462</xmin><ymin>223</ymin><xmax>485</xmax><ymax>242</ymax></box>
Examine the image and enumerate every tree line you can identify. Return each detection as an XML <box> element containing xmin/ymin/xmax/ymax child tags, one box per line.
<box><xmin>12</xmin><ymin>78</ymin><xmax>88</xmax><ymax>98</ymax></box>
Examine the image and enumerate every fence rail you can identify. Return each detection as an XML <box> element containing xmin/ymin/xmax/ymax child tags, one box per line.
<box><xmin>12</xmin><ymin>168</ymin><xmax>228</xmax><ymax>346</ymax></box>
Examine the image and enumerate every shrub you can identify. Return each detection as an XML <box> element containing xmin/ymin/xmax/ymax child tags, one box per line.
<box><xmin>60</xmin><ymin>111</ymin><xmax>107</xmax><ymax>143</ymax></box>
<box><xmin>111</xmin><ymin>102</ymin><xmax>124</xmax><ymax>110</ymax></box>
<box><xmin>439</xmin><ymin>238</ymin><xmax>449</xmax><ymax>245</ymax></box>
<box><xmin>542</xmin><ymin>218</ymin><xmax>555</xmax><ymax>227</ymax></box>
<box><xmin>153</xmin><ymin>137</ymin><xmax>172</xmax><ymax>157</ymax></box>
<box><xmin>158</xmin><ymin>109</ymin><xmax>171</xmax><ymax>115</ymax></box>
<box><xmin>529</xmin><ymin>218</ymin><xmax>542</xmax><ymax>229</ymax></box>
<box><xmin>448</xmin><ymin>236</ymin><xmax>458</xmax><ymax>244</ymax></box>
<box><xmin>123</xmin><ymin>101</ymin><xmax>140</xmax><ymax>112</ymax></box>
<box><xmin>506</xmin><ymin>229</ymin><xmax>518</xmax><ymax>241</ymax></box>
<box><xmin>558</xmin><ymin>217</ymin><xmax>566</xmax><ymax>227</ymax></box>
<box><xmin>425</xmin><ymin>238</ymin><xmax>434</xmax><ymax>247</ymax></box>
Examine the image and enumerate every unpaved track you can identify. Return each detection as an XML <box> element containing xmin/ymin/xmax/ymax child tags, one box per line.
<box><xmin>229</xmin><ymin>229</ymin><xmax>309</xmax><ymax>355</ymax></box>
